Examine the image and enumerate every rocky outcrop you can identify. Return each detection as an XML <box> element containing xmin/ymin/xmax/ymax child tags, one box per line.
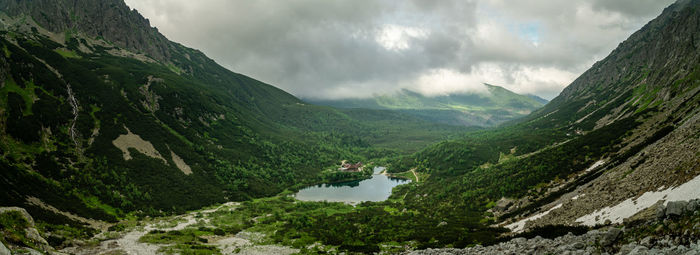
<box><xmin>0</xmin><ymin>207</ymin><xmax>52</xmax><ymax>253</ymax></box>
<box><xmin>0</xmin><ymin>0</ymin><xmax>172</xmax><ymax>62</ymax></box>
<box><xmin>657</xmin><ymin>199</ymin><xmax>700</xmax><ymax>220</ymax></box>
<box><xmin>551</xmin><ymin>0</ymin><xmax>700</xmax><ymax>107</ymax></box>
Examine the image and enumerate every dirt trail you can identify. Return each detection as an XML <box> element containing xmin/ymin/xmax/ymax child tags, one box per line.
<box><xmin>411</xmin><ymin>168</ymin><xmax>419</xmax><ymax>182</ymax></box>
<box><xmin>62</xmin><ymin>202</ymin><xmax>238</xmax><ymax>255</ymax></box>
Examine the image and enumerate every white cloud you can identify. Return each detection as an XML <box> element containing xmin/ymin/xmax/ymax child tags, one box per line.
<box><xmin>375</xmin><ymin>24</ymin><xmax>428</xmax><ymax>51</ymax></box>
<box><xmin>411</xmin><ymin>68</ymin><xmax>490</xmax><ymax>96</ymax></box>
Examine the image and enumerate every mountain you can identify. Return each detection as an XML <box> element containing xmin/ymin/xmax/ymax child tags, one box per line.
<box><xmin>389</xmin><ymin>0</ymin><xmax>700</xmax><ymax>241</ymax></box>
<box><xmin>526</xmin><ymin>94</ymin><xmax>549</xmax><ymax>105</ymax></box>
<box><xmin>0</xmin><ymin>0</ymin><xmax>470</xmax><ymax>229</ymax></box>
<box><xmin>1</xmin><ymin>0</ymin><xmax>700</xmax><ymax>253</ymax></box>
<box><xmin>307</xmin><ymin>84</ymin><xmax>546</xmax><ymax>126</ymax></box>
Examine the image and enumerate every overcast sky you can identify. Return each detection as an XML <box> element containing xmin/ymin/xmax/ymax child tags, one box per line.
<box><xmin>123</xmin><ymin>0</ymin><xmax>675</xmax><ymax>100</ymax></box>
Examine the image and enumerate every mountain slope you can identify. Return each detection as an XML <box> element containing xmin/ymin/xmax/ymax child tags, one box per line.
<box><xmin>307</xmin><ymin>84</ymin><xmax>546</xmax><ymax>126</ymax></box>
<box><xmin>0</xmin><ymin>0</ymin><xmax>469</xmax><ymax>227</ymax></box>
<box><xmin>388</xmin><ymin>0</ymin><xmax>700</xmax><ymax>238</ymax></box>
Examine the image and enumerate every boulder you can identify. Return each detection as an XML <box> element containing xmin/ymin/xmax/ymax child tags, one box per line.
<box><xmin>600</xmin><ymin>228</ymin><xmax>622</xmax><ymax>247</ymax></box>
<box><xmin>0</xmin><ymin>207</ymin><xmax>35</xmax><ymax>225</ymax></box>
<box><xmin>656</xmin><ymin>203</ymin><xmax>666</xmax><ymax>220</ymax></box>
<box><xmin>0</xmin><ymin>241</ymin><xmax>10</xmax><ymax>255</ymax></box>
<box><xmin>0</xmin><ymin>207</ymin><xmax>48</xmax><ymax>246</ymax></box>
<box><xmin>665</xmin><ymin>201</ymin><xmax>688</xmax><ymax>217</ymax></box>
<box><xmin>687</xmin><ymin>199</ymin><xmax>700</xmax><ymax>213</ymax></box>
<box><xmin>25</xmin><ymin>228</ymin><xmax>49</xmax><ymax>246</ymax></box>
<box><xmin>640</xmin><ymin>236</ymin><xmax>654</xmax><ymax>248</ymax></box>
<box><xmin>493</xmin><ymin>198</ymin><xmax>514</xmax><ymax>212</ymax></box>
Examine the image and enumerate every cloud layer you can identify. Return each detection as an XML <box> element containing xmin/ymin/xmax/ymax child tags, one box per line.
<box><xmin>124</xmin><ymin>0</ymin><xmax>674</xmax><ymax>99</ymax></box>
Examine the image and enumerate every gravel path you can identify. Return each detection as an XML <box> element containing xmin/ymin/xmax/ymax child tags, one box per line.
<box><xmin>61</xmin><ymin>202</ymin><xmax>239</xmax><ymax>255</ymax></box>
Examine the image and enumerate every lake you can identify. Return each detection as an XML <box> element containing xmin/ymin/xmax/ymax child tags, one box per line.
<box><xmin>294</xmin><ymin>167</ymin><xmax>411</xmax><ymax>203</ymax></box>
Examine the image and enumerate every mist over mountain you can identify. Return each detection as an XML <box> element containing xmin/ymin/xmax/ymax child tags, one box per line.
<box><xmin>308</xmin><ymin>84</ymin><xmax>546</xmax><ymax>126</ymax></box>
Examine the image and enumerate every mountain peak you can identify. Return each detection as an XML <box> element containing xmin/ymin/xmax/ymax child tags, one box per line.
<box><xmin>0</xmin><ymin>0</ymin><xmax>172</xmax><ymax>61</ymax></box>
<box><xmin>530</xmin><ymin>0</ymin><xmax>700</xmax><ymax>130</ymax></box>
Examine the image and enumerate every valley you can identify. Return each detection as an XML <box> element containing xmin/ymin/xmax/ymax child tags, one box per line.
<box><xmin>1</xmin><ymin>0</ymin><xmax>700</xmax><ymax>254</ymax></box>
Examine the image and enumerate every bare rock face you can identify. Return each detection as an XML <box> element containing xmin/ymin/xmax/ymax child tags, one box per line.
<box><xmin>0</xmin><ymin>0</ymin><xmax>172</xmax><ymax>62</ymax></box>
<box><xmin>535</xmin><ymin>0</ymin><xmax>700</xmax><ymax>128</ymax></box>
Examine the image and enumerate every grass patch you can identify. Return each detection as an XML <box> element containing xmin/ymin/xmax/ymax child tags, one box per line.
<box><xmin>167</xmin><ymin>63</ymin><xmax>183</xmax><ymax>75</ymax></box>
<box><xmin>90</xmin><ymin>104</ymin><xmax>101</xmax><ymax>131</ymax></box>
<box><xmin>157</xmin><ymin>119</ymin><xmax>194</xmax><ymax>147</ymax></box>
<box><xmin>53</xmin><ymin>48</ymin><xmax>80</xmax><ymax>59</ymax></box>
<box><xmin>3</xmin><ymin>44</ymin><xmax>10</xmax><ymax>57</ymax></box>
<box><xmin>0</xmin><ymin>211</ymin><xmax>33</xmax><ymax>248</ymax></box>
<box><xmin>75</xmin><ymin>194</ymin><xmax>120</xmax><ymax>218</ymax></box>
<box><xmin>1</xmin><ymin>78</ymin><xmax>37</xmax><ymax>116</ymax></box>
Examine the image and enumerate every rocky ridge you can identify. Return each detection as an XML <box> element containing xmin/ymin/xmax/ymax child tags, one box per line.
<box><xmin>0</xmin><ymin>0</ymin><xmax>171</xmax><ymax>62</ymax></box>
<box><xmin>492</xmin><ymin>0</ymin><xmax>700</xmax><ymax>235</ymax></box>
<box><xmin>544</xmin><ymin>0</ymin><xmax>700</xmax><ymax>116</ymax></box>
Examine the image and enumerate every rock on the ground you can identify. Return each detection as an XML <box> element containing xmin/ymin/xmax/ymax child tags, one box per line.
<box><xmin>688</xmin><ymin>199</ymin><xmax>700</xmax><ymax>212</ymax></box>
<box><xmin>0</xmin><ymin>241</ymin><xmax>10</xmax><ymax>255</ymax></box>
<box><xmin>403</xmin><ymin>229</ymin><xmax>700</xmax><ymax>255</ymax></box>
<box><xmin>601</xmin><ymin>228</ymin><xmax>622</xmax><ymax>247</ymax></box>
<box><xmin>656</xmin><ymin>204</ymin><xmax>667</xmax><ymax>220</ymax></box>
<box><xmin>666</xmin><ymin>201</ymin><xmax>688</xmax><ymax>217</ymax></box>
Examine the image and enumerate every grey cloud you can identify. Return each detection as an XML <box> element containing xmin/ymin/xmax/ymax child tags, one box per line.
<box><xmin>124</xmin><ymin>0</ymin><xmax>676</xmax><ymax>100</ymax></box>
<box><xmin>590</xmin><ymin>0</ymin><xmax>676</xmax><ymax>16</ymax></box>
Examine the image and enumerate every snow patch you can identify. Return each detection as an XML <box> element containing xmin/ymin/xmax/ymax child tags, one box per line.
<box><xmin>506</xmin><ymin>203</ymin><xmax>562</xmax><ymax>233</ymax></box>
<box><xmin>576</xmin><ymin>174</ymin><xmax>700</xmax><ymax>226</ymax></box>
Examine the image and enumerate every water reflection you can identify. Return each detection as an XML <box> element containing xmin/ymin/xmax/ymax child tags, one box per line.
<box><xmin>295</xmin><ymin>167</ymin><xmax>411</xmax><ymax>203</ymax></box>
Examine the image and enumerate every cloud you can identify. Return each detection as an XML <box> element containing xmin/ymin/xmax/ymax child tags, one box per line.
<box><xmin>124</xmin><ymin>0</ymin><xmax>675</xmax><ymax>100</ymax></box>
<box><xmin>376</xmin><ymin>25</ymin><xmax>428</xmax><ymax>51</ymax></box>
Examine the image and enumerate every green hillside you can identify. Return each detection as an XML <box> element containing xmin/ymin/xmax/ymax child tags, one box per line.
<box><xmin>307</xmin><ymin>84</ymin><xmax>546</xmax><ymax>126</ymax></box>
